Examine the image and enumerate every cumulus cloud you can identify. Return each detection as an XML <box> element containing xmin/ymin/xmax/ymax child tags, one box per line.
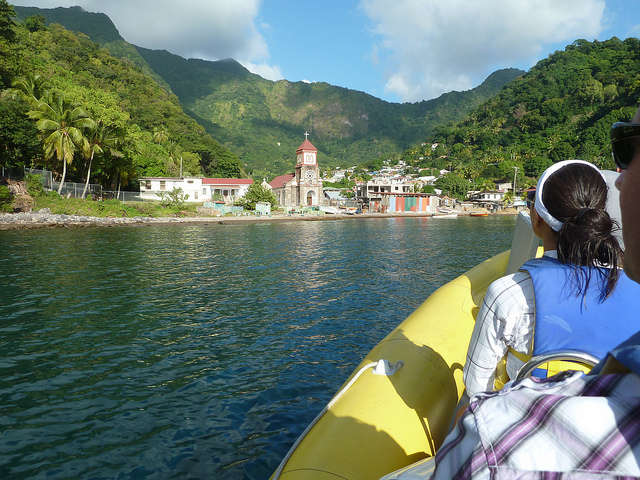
<box><xmin>243</xmin><ymin>62</ymin><xmax>283</xmax><ymax>81</ymax></box>
<box><xmin>11</xmin><ymin>0</ymin><xmax>282</xmax><ymax>80</ymax></box>
<box><xmin>360</xmin><ymin>0</ymin><xmax>605</xmax><ymax>102</ymax></box>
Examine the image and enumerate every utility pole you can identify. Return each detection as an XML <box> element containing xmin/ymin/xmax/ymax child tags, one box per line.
<box><xmin>513</xmin><ymin>166</ymin><xmax>518</xmax><ymax>195</ymax></box>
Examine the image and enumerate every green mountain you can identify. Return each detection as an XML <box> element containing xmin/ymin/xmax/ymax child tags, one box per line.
<box><xmin>13</xmin><ymin>6</ymin><xmax>172</xmax><ymax>92</ymax></box>
<box><xmin>399</xmin><ymin>37</ymin><xmax>640</xmax><ymax>197</ymax></box>
<box><xmin>137</xmin><ymin>44</ymin><xmax>523</xmax><ymax>176</ymax></box>
<box><xmin>13</xmin><ymin>5</ymin><xmax>523</xmax><ymax>177</ymax></box>
<box><xmin>1</xmin><ymin>13</ymin><xmax>241</xmax><ymax>187</ymax></box>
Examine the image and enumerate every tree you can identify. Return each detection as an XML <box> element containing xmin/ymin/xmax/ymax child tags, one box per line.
<box><xmin>158</xmin><ymin>187</ymin><xmax>188</xmax><ymax>208</ymax></box>
<box><xmin>434</xmin><ymin>173</ymin><xmax>469</xmax><ymax>200</ymax></box>
<box><xmin>207</xmin><ymin>154</ymin><xmax>242</xmax><ymax>178</ymax></box>
<box><xmin>82</xmin><ymin>119</ymin><xmax>122</xmax><ymax>198</ymax></box>
<box><xmin>523</xmin><ymin>156</ymin><xmax>552</xmax><ymax>177</ymax></box>
<box><xmin>28</xmin><ymin>91</ymin><xmax>94</xmax><ymax>194</ymax></box>
<box><xmin>0</xmin><ymin>96</ymin><xmax>41</xmax><ymax>168</ymax></box>
<box><xmin>503</xmin><ymin>191</ymin><xmax>514</xmax><ymax>206</ymax></box>
<box><xmin>238</xmin><ymin>183</ymin><xmax>277</xmax><ymax>210</ymax></box>
<box><xmin>152</xmin><ymin>125</ymin><xmax>168</xmax><ymax>144</ymax></box>
<box><xmin>0</xmin><ymin>0</ymin><xmax>15</xmax><ymax>42</ymax></box>
<box><xmin>11</xmin><ymin>73</ymin><xmax>47</xmax><ymax>106</ymax></box>
<box><xmin>24</xmin><ymin>15</ymin><xmax>46</xmax><ymax>32</ymax></box>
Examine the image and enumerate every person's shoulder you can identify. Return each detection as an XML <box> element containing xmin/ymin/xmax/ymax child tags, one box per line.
<box><xmin>485</xmin><ymin>271</ymin><xmax>532</xmax><ymax>298</ymax></box>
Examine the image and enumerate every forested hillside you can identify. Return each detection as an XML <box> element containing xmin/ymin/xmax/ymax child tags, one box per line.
<box><xmin>12</xmin><ymin>5</ymin><xmax>523</xmax><ymax>178</ymax></box>
<box><xmin>137</xmin><ymin>48</ymin><xmax>522</xmax><ymax>178</ymax></box>
<box><xmin>0</xmin><ymin>5</ymin><xmax>242</xmax><ymax>190</ymax></box>
<box><xmin>400</xmin><ymin>38</ymin><xmax>640</xmax><ymax>197</ymax></box>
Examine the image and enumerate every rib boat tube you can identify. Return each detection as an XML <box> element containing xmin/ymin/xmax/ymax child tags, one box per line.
<box><xmin>272</xmin><ymin>213</ymin><xmax>540</xmax><ymax>480</ymax></box>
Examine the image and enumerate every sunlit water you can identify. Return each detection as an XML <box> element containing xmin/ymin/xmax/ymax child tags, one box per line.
<box><xmin>0</xmin><ymin>216</ymin><xmax>516</xmax><ymax>479</ymax></box>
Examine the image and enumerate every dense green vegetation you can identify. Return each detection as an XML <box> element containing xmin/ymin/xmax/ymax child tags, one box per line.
<box><xmin>399</xmin><ymin>37</ymin><xmax>640</xmax><ymax>197</ymax></box>
<box><xmin>12</xmin><ymin>5</ymin><xmax>522</xmax><ymax>179</ymax></box>
<box><xmin>32</xmin><ymin>192</ymin><xmax>201</xmax><ymax>217</ymax></box>
<box><xmin>236</xmin><ymin>183</ymin><xmax>277</xmax><ymax>210</ymax></box>
<box><xmin>4</xmin><ymin>3</ymin><xmax>639</xmax><ymax>204</ymax></box>
<box><xmin>1</xmin><ymin>3</ymin><xmax>242</xmax><ymax>193</ymax></box>
<box><xmin>137</xmin><ymin>47</ymin><xmax>523</xmax><ymax>178</ymax></box>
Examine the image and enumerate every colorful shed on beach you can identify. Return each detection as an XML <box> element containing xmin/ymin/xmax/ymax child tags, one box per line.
<box><xmin>374</xmin><ymin>192</ymin><xmax>440</xmax><ymax>214</ymax></box>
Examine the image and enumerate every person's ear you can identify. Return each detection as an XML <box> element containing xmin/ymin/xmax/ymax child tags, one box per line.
<box><xmin>531</xmin><ymin>206</ymin><xmax>542</xmax><ymax>228</ymax></box>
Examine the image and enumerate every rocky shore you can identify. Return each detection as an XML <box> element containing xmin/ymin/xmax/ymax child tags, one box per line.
<box><xmin>0</xmin><ymin>208</ymin><xmax>519</xmax><ymax>230</ymax></box>
<box><xmin>0</xmin><ymin>209</ymin><xmax>444</xmax><ymax>230</ymax></box>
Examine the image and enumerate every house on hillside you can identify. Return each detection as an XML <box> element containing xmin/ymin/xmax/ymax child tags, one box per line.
<box><xmin>469</xmin><ymin>190</ymin><xmax>506</xmax><ymax>212</ymax></box>
<box><xmin>495</xmin><ymin>181</ymin><xmax>513</xmax><ymax>192</ymax></box>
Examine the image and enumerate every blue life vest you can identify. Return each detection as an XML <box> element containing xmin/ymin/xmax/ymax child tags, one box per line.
<box><xmin>520</xmin><ymin>256</ymin><xmax>640</xmax><ymax>362</ymax></box>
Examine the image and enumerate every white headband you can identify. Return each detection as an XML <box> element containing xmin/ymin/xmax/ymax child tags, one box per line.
<box><xmin>534</xmin><ymin>159</ymin><xmax>605</xmax><ymax>232</ymax></box>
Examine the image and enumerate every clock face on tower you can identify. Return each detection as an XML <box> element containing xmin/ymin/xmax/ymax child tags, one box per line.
<box><xmin>304</xmin><ymin>169</ymin><xmax>315</xmax><ymax>182</ymax></box>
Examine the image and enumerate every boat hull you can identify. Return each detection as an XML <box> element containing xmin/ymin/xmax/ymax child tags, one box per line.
<box><xmin>274</xmin><ymin>250</ymin><xmax>512</xmax><ymax>479</ymax></box>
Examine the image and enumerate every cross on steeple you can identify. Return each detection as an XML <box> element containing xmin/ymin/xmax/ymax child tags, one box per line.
<box><xmin>304</xmin><ymin>131</ymin><xmax>310</xmax><ymax>140</ymax></box>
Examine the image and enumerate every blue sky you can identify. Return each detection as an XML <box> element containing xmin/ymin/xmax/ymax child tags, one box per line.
<box><xmin>12</xmin><ymin>0</ymin><xmax>640</xmax><ymax>103</ymax></box>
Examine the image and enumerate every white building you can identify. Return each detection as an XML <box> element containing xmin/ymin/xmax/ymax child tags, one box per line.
<box><xmin>139</xmin><ymin>177</ymin><xmax>253</xmax><ymax>203</ymax></box>
<box><xmin>204</xmin><ymin>178</ymin><xmax>254</xmax><ymax>203</ymax></box>
<box><xmin>356</xmin><ymin>176</ymin><xmax>413</xmax><ymax>205</ymax></box>
<box><xmin>495</xmin><ymin>181</ymin><xmax>513</xmax><ymax>192</ymax></box>
<box><xmin>471</xmin><ymin>191</ymin><xmax>506</xmax><ymax>202</ymax></box>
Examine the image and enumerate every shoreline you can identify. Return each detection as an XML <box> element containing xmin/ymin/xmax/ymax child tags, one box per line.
<box><xmin>0</xmin><ymin>210</ymin><xmax>517</xmax><ymax>230</ymax></box>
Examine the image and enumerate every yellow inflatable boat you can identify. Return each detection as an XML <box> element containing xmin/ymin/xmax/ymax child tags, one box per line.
<box><xmin>271</xmin><ymin>214</ymin><xmax>542</xmax><ymax>480</ymax></box>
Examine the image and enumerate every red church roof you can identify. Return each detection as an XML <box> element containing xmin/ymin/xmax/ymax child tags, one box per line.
<box><xmin>269</xmin><ymin>173</ymin><xmax>295</xmax><ymax>189</ymax></box>
<box><xmin>203</xmin><ymin>178</ymin><xmax>254</xmax><ymax>185</ymax></box>
<box><xmin>296</xmin><ymin>139</ymin><xmax>317</xmax><ymax>153</ymax></box>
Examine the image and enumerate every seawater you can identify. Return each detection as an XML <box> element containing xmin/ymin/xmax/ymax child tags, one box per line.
<box><xmin>0</xmin><ymin>216</ymin><xmax>516</xmax><ymax>479</ymax></box>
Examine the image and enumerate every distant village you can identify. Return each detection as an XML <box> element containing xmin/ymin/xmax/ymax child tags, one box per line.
<box><xmin>138</xmin><ymin>136</ymin><xmax>526</xmax><ymax>216</ymax></box>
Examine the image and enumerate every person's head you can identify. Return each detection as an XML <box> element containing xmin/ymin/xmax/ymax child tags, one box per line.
<box><xmin>612</xmin><ymin>107</ymin><xmax>640</xmax><ymax>282</ymax></box>
<box><xmin>533</xmin><ymin>159</ymin><xmax>623</xmax><ymax>299</ymax></box>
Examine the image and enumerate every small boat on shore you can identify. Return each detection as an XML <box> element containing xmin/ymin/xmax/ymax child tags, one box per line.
<box><xmin>271</xmin><ymin>214</ymin><xmax>540</xmax><ymax>480</ymax></box>
<box><xmin>431</xmin><ymin>213</ymin><xmax>457</xmax><ymax>218</ymax></box>
<box><xmin>469</xmin><ymin>211</ymin><xmax>489</xmax><ymax>216</ymax></box>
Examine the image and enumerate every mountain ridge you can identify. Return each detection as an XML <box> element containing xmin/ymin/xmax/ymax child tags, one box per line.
<box><xmin>13</xmin><ymin>5</ymin><xmax>524</xmax><ymax>176</ymax></box>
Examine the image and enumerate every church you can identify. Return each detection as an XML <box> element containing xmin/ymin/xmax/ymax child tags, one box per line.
<box><xmin>269</xmin><ymin>134</ymin><xmax>323</xmax><ymax>207</ymax></box>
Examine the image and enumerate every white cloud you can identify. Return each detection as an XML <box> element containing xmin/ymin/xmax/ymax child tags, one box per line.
<box><xmin>243</xmin><ymin>62</ymin><xmax>283</xmax><ymax>81</ymax></box>
<box><xmin>360</xmin><ymin>0</ymin><xmax>605</xmax><ymax>102</ymax></box>
<box><xmin>12</xmin><ymin>0</ymin><xmax>283</xmax><ymax>80</ymax></box>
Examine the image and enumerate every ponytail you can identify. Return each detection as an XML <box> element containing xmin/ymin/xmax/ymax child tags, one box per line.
<box><xmin>557</xmin><ymin>207</ymin><xmax>622</xmax><ymax>300</ymax></box>
<box><xmin>542</xmin><ymin>163</ymin><xmax>624</xmax><ymax>301</ymax></box>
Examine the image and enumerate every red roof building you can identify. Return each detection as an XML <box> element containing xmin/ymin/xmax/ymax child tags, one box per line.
<box><xmin>203</xmin><ymin>178</ymin><xmax>254</xmax><ymax>185</ymax></box>
<box><xmin>269</xmin><ymin>173</ymin><xmax>295</xmax><ymax>189</ymax></box>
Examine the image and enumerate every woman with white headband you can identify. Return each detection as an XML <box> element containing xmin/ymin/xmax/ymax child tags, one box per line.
<box><xmin>463</xmin><ymin>159</ymin><xmax>640</xmax><ymax>397</ymax></box>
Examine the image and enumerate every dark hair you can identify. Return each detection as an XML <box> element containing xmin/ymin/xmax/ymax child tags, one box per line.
<box><xmin>542</xmin><ymin>163</ymin><xmax>623</xmax><ymax>300</ymax></box>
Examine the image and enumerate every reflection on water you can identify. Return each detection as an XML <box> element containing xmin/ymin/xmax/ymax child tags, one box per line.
<box><xmin>0</xmin><ymin>216</ymin><xmax>515</xmax><ymax>479</ymax></box>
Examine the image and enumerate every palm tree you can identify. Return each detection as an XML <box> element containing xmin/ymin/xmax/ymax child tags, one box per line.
<box><xmin>11</xmin><ymin>73</ymin><xmax>46</xmax><ymax>106</ymax></box>
<box><xmin>81</xmin><ymin>120</ymin><xmax>122</xmax><ymax>199</ymax></box>
<box><xmin>28</xmin><ymin>91</ymin><xmax>95</xmax><ymax>194</ymax></box>
<box><xmin>152</xmin><ymin>126</ymin><xmax>168</xmax><ymax>144</ymax></box>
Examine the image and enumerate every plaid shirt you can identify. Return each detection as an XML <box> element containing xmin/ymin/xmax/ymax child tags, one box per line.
<box><xmin>463</xmin><ymin>251</ymin><xmax>558</xmax><ymax>397</ymax></box>
<box><xmin>432</xmin><ymin>370</ymin><xmax>640</xmax><ymax>479</ymax></box>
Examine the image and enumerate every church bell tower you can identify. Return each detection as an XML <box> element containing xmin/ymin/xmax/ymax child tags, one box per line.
<box><xmin>295</xmin><ymin>132</ymin><xmax>322</xmax><ymax>206</ymax></box>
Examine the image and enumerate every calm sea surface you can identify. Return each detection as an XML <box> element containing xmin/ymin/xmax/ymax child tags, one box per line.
<box><xmin>1</xmin><ymin>216</ymin><xmax>516</xmax><ymax>479</ymax></box>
